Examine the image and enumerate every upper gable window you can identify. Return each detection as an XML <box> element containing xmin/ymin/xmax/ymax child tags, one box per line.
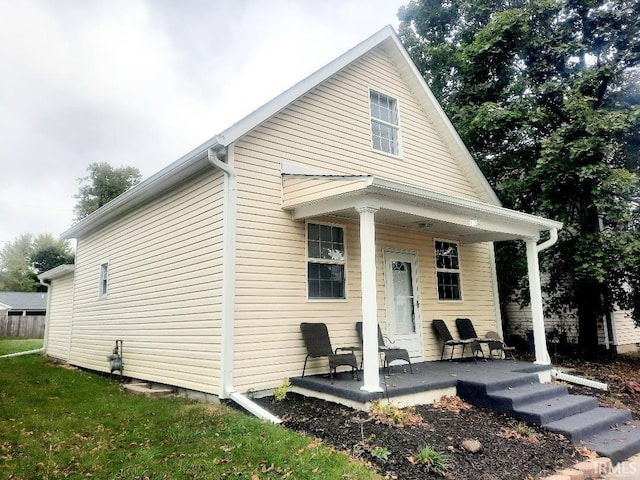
<box><xmin>369</xmin><ymin>90</ymin><xmax>400</xmax><ymax>156</ymax></box>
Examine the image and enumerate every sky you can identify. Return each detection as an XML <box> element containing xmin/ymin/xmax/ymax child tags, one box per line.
<box><xmin>0</xmin><ymin>0</ymin><xmax>408</xmax><ymax>249</ymax></box>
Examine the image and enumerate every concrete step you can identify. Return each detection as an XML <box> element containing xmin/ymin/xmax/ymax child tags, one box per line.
<box><xmin>512</xmin><ymin>394</ymin><xmax>599</xmax><ymax>425</ymax></box>
<box><xmin>488</xmin><ymin>383</ymin><xmax>569</xmax><ymax>412</ymax></box>
<box><xmin>457</xmin><ymin>373</ymin><xmax>542</xmax><ymax>408</ymax></box>
<box><xmin>580</xmin><ymin>421</ymin><xmax>640</xmax><ymax>466</ymax></box>
<box><xmin>545</xmin><ymin>407</ymin><xmax>632</xmax><ymax>441</ymax></box>
<box><xmin>123</xmin><ymin>382</ymin><xmax>174</xmax><ymax>397</ymax></box>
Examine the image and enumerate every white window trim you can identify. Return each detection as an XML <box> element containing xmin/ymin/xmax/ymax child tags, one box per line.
<box><xmin>434</xmin><ymin>239</ymin><xmax>463</xmax><ymax>302</ymax></box>
<box><xmin>305</xmin><ymin>220</ymin><xmax>348</xmax><ymax>302</ymax></box>
<box><xmin>99</xmin><ymin>260</ymin><xmax>109</xmax><ymax>299</ymax></box>
<box><xmin>368</xmin><ymin>87</ymin><xmax>403</xmax><ymax>159</ymax></box>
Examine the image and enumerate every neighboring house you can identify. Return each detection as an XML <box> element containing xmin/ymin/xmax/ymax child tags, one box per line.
<box><xmin>39</xmin><ymin>26</ymin><xmax>562</xmax><ymax>411</ymax></box>
<box><xmin>0</xmin><ymin>291</ymin><xmax>47</xmax><ymax>337</ymax></box>
<box><xmin>504</xmin><ymin>275</ymin><xmax>640</xmax><ymax>353</ymax></box>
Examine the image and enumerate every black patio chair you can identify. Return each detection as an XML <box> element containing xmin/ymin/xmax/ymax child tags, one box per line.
<box><xmin>485</xmin><ymin>331</ymin><xmax>517</xmax><ymax>360</ymax></box>
<box><xmin>300</xmin><ymin>322</ymin><xmax>359</xmax><ymax>380</ymax></box>
<box><xmin>432</xmin><ymin>319</ymin><xmax>475</xmax><ymax>361</ymax></box>
<box><xmin>355</xmin><ymin>321</ymin><xmax>412</xmax><ymax>373</ymax></box>
<box><xmin>455</xmin><ymin>318</ymin><xmax>489</xmax><ymax>360</ymax></box>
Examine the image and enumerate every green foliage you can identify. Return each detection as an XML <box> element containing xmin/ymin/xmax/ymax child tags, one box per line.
<box><xmin>0</xmin><ymin>233</ymin><xmax>74</xmax><ymax>292</ymax></box>
<box><xmin>370</xmin><ymin>446</ymin><xmax>391</xmax><ymax>461</ymax></box>
<box><xmin>415</xmin><ymin>444</ymin><xmax>448</xmax><ymax>474</ymax></box>
<box><xmin>0</xmin><ymin>353</ymin><xmax>380</xmax><ymax>479</ymax></box>
<box><xmin>73</xmin><ymin>162</ymin><xmax>142</xmax><ymax>221</ymax></box>
<box><xmin>273</xmin><ymin>377</ymin><xmax>291</xmax><ymax>401</ymax></box>
<box><xmin>400</xmin><ymin>0</ymin><xmax>640</xmax><ymax>346</ymax></box>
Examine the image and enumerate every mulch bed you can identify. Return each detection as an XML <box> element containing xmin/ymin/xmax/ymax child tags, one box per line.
<box><xmin>255</xmin><ymin>355</ymin><xmax>640</xmax><ymax>479</ymax></box>
<box><xmin>256</xmin><ymin>394</ymin><xmax>584</xmax><ymax>479</ymax></box>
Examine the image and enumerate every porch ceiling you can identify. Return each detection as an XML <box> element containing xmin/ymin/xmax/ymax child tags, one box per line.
<box><xmin>282</xmin><ymin>175</ymin><xmax>562</xmax><ymax>243</ymax></box>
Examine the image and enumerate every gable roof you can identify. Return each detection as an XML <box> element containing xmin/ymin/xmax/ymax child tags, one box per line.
<box><xmin>62</xmin><ymin>25</ymin><xmax>499</xmax><ymax>239</ymax></box>
<box><xmin>0</xmin><ymin>292</ymin><xmax>47</xmax><ymax>311</ymax></box>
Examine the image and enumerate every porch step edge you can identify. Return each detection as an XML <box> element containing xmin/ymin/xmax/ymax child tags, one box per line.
<box><xmin>579</xmin><ymin>421</ymin><xmax>640</xmax><ymax>465</ymax></box>
<box><xmin>489</xmin><ymin>383</ymin><xmax>569</xmax><ymax>411</ymax></box>
<box><xmin>512</xmin><ymin>395</ymin><xmax>599</xmax><ymax>425</ymax></box>
<box><xmin>545</xmin><ymin>407</ymin><xmax>632</xmax><ymax>441</ymax></box>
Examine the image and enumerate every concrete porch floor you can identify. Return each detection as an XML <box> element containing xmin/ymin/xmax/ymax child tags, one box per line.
<box><xmin>290</xmin><ymin>359</ymin><xmax>551</xmax><ymax>410</ymax></box>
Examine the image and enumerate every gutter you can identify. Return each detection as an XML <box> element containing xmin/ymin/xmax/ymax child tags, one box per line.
<box><xmin>207</xmin><ymin>147</ymin><xmax>281</xmax><ymax>424</ymax></box>
<box><xmin>536</xmin><ymin>227</ymin><xmax>558</xmax><ymax>252</ymax></box>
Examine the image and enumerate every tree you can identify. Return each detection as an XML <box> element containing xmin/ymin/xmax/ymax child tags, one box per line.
<box><xmin>73</xmin><ymin>162</ymin><xmax>142</xmax><ymax>221</ymax></box>
<box><xmin>0</xmin><ymin>233</ymin><xmax>74</xmax><ymax>292</ymax></box>
<box><xmin>399</xmin><ymin>0</ymin><xmax>640</xmax><ymax>354</ymax></box>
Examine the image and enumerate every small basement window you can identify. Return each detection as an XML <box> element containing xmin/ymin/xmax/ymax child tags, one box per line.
<box><xmin>307</xmin><ymin>223</ymin><xmax>346</xmax><ymax>299</ymax></box>
<box><xmin>435</xmin><ymin>240</ymin><xmax>462</xmax><ymax>301</ymax></box>
<box><xmin>370</xmin><ymin>90</ymin><xmax>400</xmax><ymax>156</ymax></box>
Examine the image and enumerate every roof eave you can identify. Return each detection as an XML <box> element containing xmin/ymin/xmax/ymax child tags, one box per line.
<box><xmin>38</xmin><ymin>264</ymin><xmax>76</xmax><ymax>281</ymax></box>
<box><xmin>61</xmin><ymin>138</ymin><xmax>225</xmax><ymax>239</ymax></box>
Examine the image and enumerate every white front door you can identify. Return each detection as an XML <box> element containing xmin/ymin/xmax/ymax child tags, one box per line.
<box><xmin>383</xmin><ymin>250</ymin><xmax>423</xmax><ymax>360</ymax></box>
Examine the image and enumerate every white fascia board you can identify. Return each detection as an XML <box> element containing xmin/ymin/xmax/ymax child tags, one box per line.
<box><xmin>38</xmin><ymin>264</ymin><xmax>75</xmax><ymax>281</ymax></box>
<box><xmin>0</xmin><ymin>302</ymin><xmax>11</xmax><ymax>310</ymax></box>
<box><xmin>368</xmin><ymin>178</ymin><xmax>562</xmax><ymax>231</ymax></box>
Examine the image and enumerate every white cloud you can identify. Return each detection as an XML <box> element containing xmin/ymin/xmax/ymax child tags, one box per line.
<box><xmin>0</xmin><ymin>0</ymin><xmax>406</xmax><ymax>246</ymax></box>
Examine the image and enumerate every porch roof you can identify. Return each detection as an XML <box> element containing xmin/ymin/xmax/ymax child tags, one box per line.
<box><xmin>282</xmin><ymin>174</ymin><xmax>562</xmax><ymax>243</ymax></box>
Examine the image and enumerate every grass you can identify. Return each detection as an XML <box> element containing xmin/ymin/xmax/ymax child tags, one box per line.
<box><xmin>0</xmin><ymin>352</ymin><xmax>380</xmax><ymax>480</ymax></box>
<box><xmin>0</xmin><ymin>337</ymin><xmax>43</xmax><ymax>355</ymax></box>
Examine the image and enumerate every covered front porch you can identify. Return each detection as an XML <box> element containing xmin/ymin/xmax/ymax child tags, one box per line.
<box><xmin>282</xmin><ymin>172</ymin><xmax>563</xmax><ymax>395</ymax></box>
<box><xmin>288</xmin><ymin>358</ymin><xmax>552</xmax><ymax>411</ymax></box>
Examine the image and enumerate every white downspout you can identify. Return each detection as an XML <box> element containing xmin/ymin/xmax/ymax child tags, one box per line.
<box><xmin>526</xmin><ymin>227</ymin><xmax>559</xmax><ymax>365</ymax></box>
<box><xmin>207</xmin><ymin>147</ymin><xmax>281</xmax><ymax>424</ymax></box>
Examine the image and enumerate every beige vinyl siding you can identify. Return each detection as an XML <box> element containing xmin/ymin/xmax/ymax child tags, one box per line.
<box><xmin>68</xmin><ymin>171</ymin><xmax>224</xmax><ymax>394</ymax></box>
<box><xmin>612</xmin><ymin>310</ymin><xmax>640</xmax><ymax>351</ymax></box>
<box><xmin>282</xmin><ymin>177</ymin><xmax>368</xmax><ymax>207</ymax></box>
<box><xmin>230</xmin><ymin>46</ymin><xmax>499</xmax><ymax>391</ymax></box>
<box><xmin>240</xmin><ymin>46</ymin><xmax>482</xmax><ymax>201</ymax></box>
<box><xmin>46</xmin><ymin>273</ymin><xmax>75</xmax><ymax>361</ymax></box>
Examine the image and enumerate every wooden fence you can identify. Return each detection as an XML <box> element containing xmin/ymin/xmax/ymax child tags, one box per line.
<box><xmin>0</xmin><ymin>315</ymin><xmax>46</xmax><ymax>338</ymax></box>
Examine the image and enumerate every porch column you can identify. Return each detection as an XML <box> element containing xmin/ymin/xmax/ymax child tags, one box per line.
<box><xmin>525</xmin><ymin>239</ymin><xmax>551</xmax><ymax>365</ymax></box>
<box><xmin>356</xmin><ymin>206</ymin><xmax>383</xmax><ymax>393</ymax></box>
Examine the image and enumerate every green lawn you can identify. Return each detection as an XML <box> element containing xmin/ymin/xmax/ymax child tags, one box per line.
<box><xmin>0</xmin><ymin>337</ymin><xmax>43</xmax><ymax>355</ymax></box>
<box><xmin>0</xmin><ymin>352</ymin><xmax>380</xmax><ymax>480</ymax></box>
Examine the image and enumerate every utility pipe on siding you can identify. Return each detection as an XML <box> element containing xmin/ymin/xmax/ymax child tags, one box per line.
<box><xmin>207</xmin><ymin>147</ymin><xmax>281</xmax><ymax>424</ymax></box>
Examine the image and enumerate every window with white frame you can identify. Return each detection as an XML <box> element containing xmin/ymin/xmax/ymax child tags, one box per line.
<box><xmin>435</xmin><ymin>241</ymin><xmax>462</xmax><ymax>300</ymax></box>
<box><xmin>307</xmin><ymin>223</ymin><xmax>346</xmax><ymax>299</ymax></box>
<box><xmin>369</xmin><ymin>90</ymin><xmax>400</xmax><ymax>155</ymax></box>
<box><xmin>99</xmin><ymin>262</ymin><xmax>109</xmax><ymax>297</ymax></box>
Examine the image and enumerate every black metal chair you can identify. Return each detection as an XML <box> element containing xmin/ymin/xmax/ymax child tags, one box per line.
<box><xmin>455</xmin><ymin>318</ymin><xmax>489</xmax><ymax>360</ymax></box>
<box><xmin>486</xmin><ymin>331</ymin><xmax>517</xmax><ymax>359</ymax></box>
<box><xmin>300</xmin><ymin>322</ymin><xmax>359</xmax><ymax>379</ymax></box>
<box><xmin>355</xmin><ymin>321</ymin><xmax>412</xmax><ymax>373</ymax></box>
<box><xmin>432</xmin><ymin>319</ymin><xmax>475</xmax><ymax>360</ymax></box>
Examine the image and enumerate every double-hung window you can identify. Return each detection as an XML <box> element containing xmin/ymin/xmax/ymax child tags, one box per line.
<box><xmin>369</xmin><ymin>90</ymin><xmax>400</xmax><ymax>156</ymax></box>
<box><xmin>435</xmin><ymin>241</ymin><xmax>462</xmax><ymax>301</ymax></box>
<box><xmin>307</xmin><ymin>223</ymin><xmax>346</xmax><ymax>299</ymax></box>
